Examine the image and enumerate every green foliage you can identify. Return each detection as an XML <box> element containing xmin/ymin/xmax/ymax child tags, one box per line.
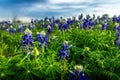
<box><xmin>0</xmin><ymin>22</ymin><xmax>120</xmax><ymax>80</ymax></box>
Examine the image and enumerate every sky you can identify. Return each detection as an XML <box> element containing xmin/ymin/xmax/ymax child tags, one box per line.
<box><xmin>0</xmin><ymin>0</ymin><xmax>120</xmax><ymax>22</ymax></box>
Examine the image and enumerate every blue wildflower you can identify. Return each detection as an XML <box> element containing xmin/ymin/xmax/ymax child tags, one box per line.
<box><xmin>114</xmin><ymin>31</ymin><xmax>120</xmax><ymax>49</ymax></box>
<box><xmin>44</xmin><ymin>17</ymin><xmax>48</xmax><ymax>21</ymax></box>
<box><xmin>69</xmin><ymin>70</ymin><xmax>76</xmax><ymax>80</ymax></box>
<box><xmin>78</xmin><ymin>14</ymin><xmax>83</xmax><ymax>20</ymax></box>
<box><xmin>117</xmin><ymin>16</ymin><xmax>120</xmax><ymax>22</ymax></box>
<box><xmin>9</xmin><ymin>26</ymin><xmax>16</xmax><ymax>33</ymax></box>
<box><xmin>59</xmin><ymin>41</ymin><xmax>72</xmax><ymax>60</ymax></box>
<box><xmin>47</xmin><ymin>25</ymin><xmax>52</xmax><ymax>35</ymax></box>
<box><xmin>17</xmin><ymin>25</ymin><xmax>24</xmax><ymax>33</ymax></box>
<box><xmin>54</xmin><ymin>19</ymin><xmax>60</xmax><ymax>24</ymax></box>
<box><xmin>117</xmin><ymin>31</ymin><xmax>120</xmax><ymax>36</ymax></box>
<box><xmin>22</xmin><ymin>28</ymin><xmax>34</xmax><ymax>49</ymax></box>
<box><xmin>62</xmin><ymin>22</ymin><xmax>69</xmax><ymax>30</ymax></box>
<box><xmin>114</xmin><ymin>38</ymin><xmax>120</xmax><ymax>49</ymax></box>
<box><xmin>101</xmin><ymin>21</ymin><xmax>108</xmax><ymax>30</ymax></box>
<box><xmin>112</xmin><ymin>15</ymin><xmax>118</xmax><ymax>22</ymax></box>
<box><xmin>113</xmin><ymin>23</ymin><xmax>120</xmax><ymax>32</ymax></box>
<box><xmin>59</xmin><ymin>50</ymin><xmax>69</xmax><ymax>59</ymax></box>
<box><xmin>2</xmin><ymin>25</ymin><xmax>6</xmax><ymax>31</ymax></box>
<box><xmin>69</xmin><ymin>65</ymin><xmax>88</xmax><ymax>80</ymax></box>
<box><xmin>114</xmin><ymin>37</ymin><xmax>120</xmax><ymax>46</ymax></box>
<box><xmin>58</xmin><ymin>22</ymin><xmax>63</xmax><ymax>31</ymax></box>
<box><xmin>37</xmin><ymin>31</ymin><xmax>49</xmax><ymax>47</ymax></box>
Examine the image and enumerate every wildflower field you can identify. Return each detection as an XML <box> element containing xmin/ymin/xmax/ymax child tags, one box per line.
<box><xmin>0</xmin><ymin>14</ymin><xmax>120</xmax><ymax>80</ymax></box>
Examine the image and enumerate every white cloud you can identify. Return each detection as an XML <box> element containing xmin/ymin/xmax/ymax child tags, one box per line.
<box><xmin>0</xmin><ymin>0</ymin><xmax>120</xmax><ymax>21</ymax></box>
<box><xmin>23</xmin><ymin>4</ymin><xmax>63</xmax><ymax>12</ymax></box>
<box><xmin>22</xmin><ymin>2</ymin><xmax>87</xmax><ymax>13</ymax></box>
<box><xmin>49</xmin><ymin>0</ymin><xmax>95</xmax><ymax>4</ymax></box>
<box><xmin>85</xmin><ymin>5</ymin><xmax>120</xmax><ymax>17</ymax></box>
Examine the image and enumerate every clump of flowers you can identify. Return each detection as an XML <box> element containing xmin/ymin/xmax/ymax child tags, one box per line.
<box><xmin>81</xmin><ymin>18</ymin><xmax>95</xmax><ymax>29</ymax></box>
<box><xmin>69</xmin><ymin>65</ymin><xmax>88</xmax><ymax>80</ymax></box>
<box><xmin>114</xmin><ymin>31</ymin><xmax>120</xmax><ymax>49</ymax></box>
<box><xmin>37</xmin><ymin>31</ymin><xmax>49</xmax><ymax>47</ymax></box>
<box><xmin>113</xmin><ymin>23</ymin><xmax>120</xmax><ymax>32</ymax></box>
<box><xmin>17</xmin><ymin>25</ymin><xmax>24</xmax><ymax>33</ymax></box>
<box><xmin>1</xmin><ymin>25</ymin><xmax>6</xmax><ymax>31</ymax></box>
<box><xmin>114</xmin><ymin>23</ymin><xmax>120</xmax><ymax>49</ymax></box>
<box><xmin>22</xmin><ymin>28</ymin><xmax>34</xmax><ymax>53</ymax></box>
<box><xmin>59</xmin><ymin>41</ymin><xmax>72</xmax><ymax>60</ymax></box>
<box><xmin>47</xmin><ymin>25</ymin><xmax>52</xmax><ymax>35</ymax></box>
<box><xmin>9</xmin><ymin>25</ymin><xmax>16</xmax><ymax>34</ymax></box>
<box><xmin>101</xmin><ymin>20</ymin><xmax>108</xmax><ymax>30</ymax></box>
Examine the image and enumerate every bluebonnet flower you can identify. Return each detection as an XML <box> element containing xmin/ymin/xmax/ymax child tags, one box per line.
<box><xmin>113</xmin><ymin>23</ymin><xmax>120</xmax><ymax>32</ymax></box>
<box><xmin>69</xmin><ymin>65</ymin><xmax>88</xmax><ymax>80</ymax></box>
<box><xmin>50</xmin><ymin>22</ymin><xmax>54</xmax><ymax>28</ymax></box>
<box><xmin>44</xmin><ymin>17</ymin><xmax>48</xmax><ymax>21</ymax></box>
<box><xmin>2</xmin><ymin>25</ymin><xmax>6</xmax><ymax>31</ymax></box>
<box><xmin>9</xmin><ymin>26</ymin><xmax>16</xmax><ymax>33</ymax></box>
<box><xmin>101</xmin><ymin>21</ymin><xmax>108</xmax><ymax>30</ymax></box>
<box><xmin>54</xmin><ymin>19</ymin><xmax>60</xmax><ymax>24</ymax></box>
<box><xmin>78</xmin><ymin>14</ymin><xmax>83</xmax><ymax>20</ymax></box>
<box><xmin>62</xmin><ymin>22</ymin><xmax>69</xmax><ymax>30</ymax></box>
<box><xmin>114</xmin><ymin>37</ymin><xmax>120</xmax><ymax>48</ymax></box>
<box><xmin>22</xmin><ymin>28</ymin><xmax>34</xmax><ymax>51</ymax></box>
<box><xmin>67</xmin><ymin>18</ymin><xmax>72</xmax><ymax>25</ymax></box>
<box><xmin>37</xmin><ymin>31</ymin><xmax>49</xmax><ymax>47</ymax></box>
<box><xmin>116</xmin><ymin>16</ymin><xmax>120</xmax><ymax>22</ymax></box>
<box><xmin>112</xmin><ymin>15</ymin><xmax>118</xmax><ymax>22</ymax></box>
<box><xmin>47</xmin><ymin>25</ymin><xmax>52</xmax><ymax>35</ymax></box>
<box><xmin>117</xmin><ymin>31</ymin><xmax>120</xmax><ymax>36</ymax></box>
<box><xmin>69</xmin><ymin>70</ymin><xmax>76</xmax><ymax>80</ymax></box>
<box><xmin>114</xmin><ymin>31</ymin><xmax>120</xmax><ymax>49</ymax></box>
<box><xmin>17</xmin><ymin>25</ymin><xmax>24</xmax><ymax>33</ymax></box>
<box><xmin>59</xmin><ymin>41</ymin><xmax>72</xmax><ymax>60</ymax></box>
<box><xmin>82</xmin><ymin>18</ymin><xmax>95</xmax><ymax>29</ymax></box>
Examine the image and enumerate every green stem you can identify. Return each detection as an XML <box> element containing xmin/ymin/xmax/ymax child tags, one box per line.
<box><xmin>20</xmin><ymin>52</ymin><xmax>29</xmax><ymax>63</ymax></box>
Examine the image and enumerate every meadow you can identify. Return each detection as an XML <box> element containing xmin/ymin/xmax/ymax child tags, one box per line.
<box><xmin>0</xmin><ymin>14</ymin><xmax>120</xmax><ymax>80</ymax></box>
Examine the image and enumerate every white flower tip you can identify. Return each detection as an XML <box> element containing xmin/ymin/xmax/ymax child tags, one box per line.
<box><xmin>74</xmin><ymin>65</ymin><xmax>83</xmax><ymax>72</ymax></box>
<box><xmin>115</xmin><ymin>23</ymin><xmax>119</xmax><ymax>26</ymax></box>
<box><xmin>64</xmin><ymin>41</ymin><xmax>69</xmax><ymax>45</ymax></box>
<box><xmin>69</xmin><ymin>45</ymin><xmax>73</xmax><ymax>48</ymax></box>
<box><xmin>37</xmin><ymin>32</ymin><xmax>40</xmax><ymax>34</ymax></box>
<box><xmin>40</xmin><ymin>31</ymin><xmax>46</xmax><ymax>36</ymax></box>
<box><xmin>25</xmin><ymin>28</ymin><xmax>32</xmax><ymax>35</ymax></box>
<box><xmin>10</xmin><ymin>25</ymin><xmax>13</xmax><ymax>28</ymax></box>
<box><xmin>47</xmin><ymin>25</ymin><xmax>51</xmax><ymax>29</ymax></box>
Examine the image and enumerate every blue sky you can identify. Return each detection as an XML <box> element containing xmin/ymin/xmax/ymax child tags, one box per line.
<box><xmin>0</xmin><ymin>0</ymin><xmax>120</xmax><ymax>21</ymax></box>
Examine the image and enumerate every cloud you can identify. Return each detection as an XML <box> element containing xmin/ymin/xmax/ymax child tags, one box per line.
<box><xmin>48</xmin><ymin>0</ymin><xmax>95</xmax><ymax>4</ymax></box>
<box><xmin>0</xmin><ymin>0</ymin><xmax>120</xmax><ymax>21</ymax></box>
